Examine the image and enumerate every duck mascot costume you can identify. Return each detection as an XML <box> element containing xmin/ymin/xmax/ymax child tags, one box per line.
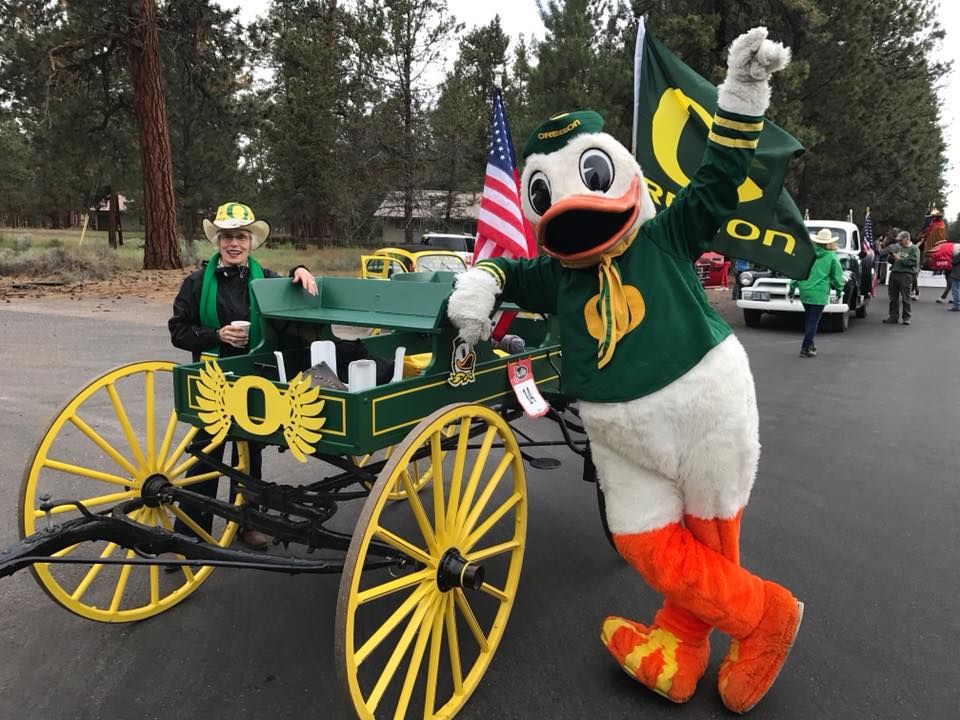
<box><xmin>447</xmin><ymin>27</ymin><xmax>801</xmax><ymax>712</ymax></box>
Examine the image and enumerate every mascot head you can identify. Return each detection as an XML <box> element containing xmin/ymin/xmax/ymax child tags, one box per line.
<box><xmin>520</xmin><ymin>111</ymin><xmax>657</xmax><ymax>268</ymax></box>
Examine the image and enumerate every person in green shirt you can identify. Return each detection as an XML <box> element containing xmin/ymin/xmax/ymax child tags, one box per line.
<box><xmin>882</xmin><ymin>230</ymin><xmax>920</xmax><ymax>325</ymax></box>
<box><xmin>788</xmin><ymin>228</ymin><xmax>845</xmax><ymax>357</ymax></box>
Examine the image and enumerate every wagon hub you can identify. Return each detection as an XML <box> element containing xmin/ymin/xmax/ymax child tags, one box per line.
<box><xmin>140</xmin><ymin>473</ymin><xmax>172</xmax><ymax>507</ymax></box>
<box><xmin>436</xmin><ymin>548</ymin><xmax>484</xmax><ymax>592</ymax></box>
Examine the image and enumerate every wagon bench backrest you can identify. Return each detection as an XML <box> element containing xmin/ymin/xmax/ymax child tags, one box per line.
<box><xmin>252</xmin><ymin>275</ymin><xmax>453</xmax><ymax>334</ymax></box>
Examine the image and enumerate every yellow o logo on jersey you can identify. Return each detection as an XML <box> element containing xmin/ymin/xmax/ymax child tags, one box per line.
<box><xmin>651</xmin><ymin>88</ymin><xmax>762</xmax><ymax>204</ymax></box>
<box><xmin>584</xmin><ymin>285</ymin><xmax>646</xmax><ymax>341</ymax></box>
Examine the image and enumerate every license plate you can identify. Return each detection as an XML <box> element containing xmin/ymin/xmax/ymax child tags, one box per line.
<box><xmin>750</xmin><ymin>291</ymin><xmax>769</xmax><ymax>301</ymax></box>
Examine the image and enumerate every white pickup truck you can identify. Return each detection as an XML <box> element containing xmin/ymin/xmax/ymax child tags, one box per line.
<box><xmin>735</xmin><ymin>220</ymin><xmax>875</xmax><ymax>332</ymax></box>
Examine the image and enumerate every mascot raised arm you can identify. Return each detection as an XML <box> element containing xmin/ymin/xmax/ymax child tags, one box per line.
<box><xmin>447</xmin><ymin>27</ymin><xmax>800</xmax><ymax>712</ymax></box>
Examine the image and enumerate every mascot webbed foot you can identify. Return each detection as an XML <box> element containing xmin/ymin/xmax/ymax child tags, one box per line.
<box><xmin>718</xmin><ymin>581</ymin><xmax>804</xmax><ymax>713</ymax></box>
<box><xmin>600</xmin><ymin>616</ymin><xmax>709</xmax><ymax>703</ymax></box>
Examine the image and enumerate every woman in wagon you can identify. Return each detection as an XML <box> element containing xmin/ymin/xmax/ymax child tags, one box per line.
<box><xmin>168</xmin><ymin>201</ymin><xmax>317</xmax><ymax>549</ymax></box>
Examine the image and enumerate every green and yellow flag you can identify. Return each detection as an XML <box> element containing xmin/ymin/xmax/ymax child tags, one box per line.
<box><xmin>633</xmin><ymin>19</ymin><xmax>814</xmax><ymax>278</ymax></box>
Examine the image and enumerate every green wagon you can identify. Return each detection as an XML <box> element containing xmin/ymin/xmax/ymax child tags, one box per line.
<box><xmin>3</xmin><ymin>271</ymin><xmax>594</xmax><ymax>719</ymax></box>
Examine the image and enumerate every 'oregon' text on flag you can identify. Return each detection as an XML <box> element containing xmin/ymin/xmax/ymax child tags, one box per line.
<box><xmin>633</xmin><ymin>19</ymin><xmax>814</xmax><ymax>278</ymax></box>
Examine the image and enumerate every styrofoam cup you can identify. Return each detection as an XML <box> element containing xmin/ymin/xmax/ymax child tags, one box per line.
<box><xmin>348</xmin><ymin>359</ymin><xmax>377</xmax><ymax>393</ymax></box>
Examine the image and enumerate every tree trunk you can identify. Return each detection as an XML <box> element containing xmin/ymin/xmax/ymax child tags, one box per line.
<box><xmin>107</xmin><ymin>187</ymin><xmax>118</xmax><ymax>249</ymax></box>
<box><xmin>128</xmin><ymin>0</ymin><xmax>181</xmax><ymax>269</ymax></box>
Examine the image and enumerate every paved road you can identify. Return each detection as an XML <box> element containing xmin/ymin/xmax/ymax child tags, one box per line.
<box><xmin>0</xmin><ymin>295</ymin><xmax>958</xmax><ymax>720</ymax></box>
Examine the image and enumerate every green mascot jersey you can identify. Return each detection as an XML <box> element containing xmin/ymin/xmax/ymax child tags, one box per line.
<box><xmin>477</xmin><ymin>108</ymin><xmax>764</xmax><ymax>404</ymax></box>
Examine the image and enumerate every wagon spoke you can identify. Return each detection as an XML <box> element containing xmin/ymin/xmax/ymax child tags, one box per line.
<box><xmin>356</xmin><ymin>581</ymin><xmax>433</xmax><ymax>665</ymax></box>
<box><xmin>423</xmin><ymin>591</ymin><xmax>446</xmax><ymax>719</ymax></box>
<box><xmin>70</xmin><ymin>542</ymin><xmax>118</xmax><ymax>601</ymax></box>
<box><xmin>466</xmin><ymin>538</ymin><xmax>522</xmax><ymax>563</ymax></box>
<box><xmin>393</xmin><ymin>594</ymin><xmax>441</xmax><ymax>720</ymax></box>
<box><xmin>454</xmin><ymin>426</ymin><xmax>497</xmax><ymax>530</ymax></box>
<box><xmin>165</xmin><ymin>435</ymin><xmax>220</xmax><ymax>481</ymax></box>
<box><xmin>108</xmin><ymin>548</ymin><xmax>136</xmax><ymax>613</ymax></box>
<box><xmin>104</xmin><ymin>382</ymin><xmax>147</xmax><ymax>471</ymax></box>
<box><xmin>144</xmin><ymin>370</ymin><xmax>157</xmax><ymax>469</ymax></box>
<box><xmin>463</xmin><ymin>491</ymin><xmax>522</xmax><ymax>552</ymax></box>
<box><xmin>365</xmin><ymin>589</ymin><xmax>436</xmax><ymax>713</ymax></box>
<box><xmin>173</xmin><ymin>470</ymin><xmax>222</xmax><ymax>487</ymax></box>
<box><xmin>453</xmin><ymin>588</ymin><xmax>489</xmax><ymax>652</ymax></box>
<box><xmin>162</xmin><ymin>425</ymin><xmax>200</xmax><ymax>476</ymax></box>
<box><xmin>443</xmin><ymin>592</ymin><xmax>464</xmax><ymax>694</ymax></box>
<box><xmin>356</xmin><ymin>568</ymin><xmax>433</xmax><ymax>605</ymax></box>
<box><xmin>41</xmin><ymin>459</ymin><xmax>134</xmax><ymax>488</ymax></box>
<box><xmin>430</xmin><ymin>432</ymin><xmax>445</xmax><ymax>541</ymax></box>
<box><xmin>460</xmin><ymin>453</ymin><xmax>514</xmax><ymax>545</ymax></box>
<box><xmin>478</xmin><ymin>582</ymin><xmax>510</xmax><ymax>603</ymax></box>
<box><xmin>373</xmin><ymin>527</ymin><xmax>434</xmax><ymax>567</ymax></box>
<box><xmin>168</xmin><ymin>505</ymin><xmax>218</xmax><ymax>545</ymax></box>
<box><xmin>443</xmin><ymin>418</ymin><xmax>471</xmax><ymax>535</ymax></box>
<box><xmin>156</xmin><ymin>409</ymin><xmax>179</xmax><ymax>472</ymax></box>
<box><xmin>67</xmin><ymin>414</ymin><xmax>138</xmax><ymax>477</ymax></box>
<box><xmin>401</xmin><ymin>469</ymin><xmax>438</xmax><ymax>554</ymax></box>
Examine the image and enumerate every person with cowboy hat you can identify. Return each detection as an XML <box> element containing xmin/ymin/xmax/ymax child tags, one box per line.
<box><xmin>788</xmin><ymin>228</ymin><xmax>845</xmax><ymax>357</ymax></box>
<box><xmin>168</xmin><ymin>201</ymin><xmax>317</xmax><ymax>549</ymax></box>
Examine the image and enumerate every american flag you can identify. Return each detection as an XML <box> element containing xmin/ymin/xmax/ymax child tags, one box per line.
<box><xmin>474</xmin><ymin>88</ymin><xmax>536</xmax><ymax>262</ymax></box>
<box><xmin>863</xmin><ymin>208</ymin><xmax>875</xmax><ymax>253</ymax></box>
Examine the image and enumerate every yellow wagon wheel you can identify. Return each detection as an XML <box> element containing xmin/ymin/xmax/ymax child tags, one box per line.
<box><xmin>19</xmin><ymin>360</ymin><xmax>247</xmax><ymax>622</ymax></box>
<box><xmin>337</xmin><ymin>403</ymin><xmax>527</xmax><ymax>719</ymax></box>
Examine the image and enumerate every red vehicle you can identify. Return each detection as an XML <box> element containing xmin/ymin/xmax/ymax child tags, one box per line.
<box><xmin>695</xmin><ymin>252</ymin><xmax>729</xmax><ymax>288</ymax></box>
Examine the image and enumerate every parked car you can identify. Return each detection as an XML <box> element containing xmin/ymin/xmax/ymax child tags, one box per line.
<box><xmin>695</xmin><ymin>251</ymin><xmax>729</xmax><ymax>288</ymax></box>
<box><xmin>420</xmin><ymin>233</ymin><xmax>475</xmax><ymax>267</ymax></box>
<box><xmin>736</xmin><ymin>220</ymin><xmax>875</xmax><ymax>332</ymax></box>
<box><xmin>360</xmin><ymin>247</ymin><xmax>467</xmax><ymax>279</ymax></box>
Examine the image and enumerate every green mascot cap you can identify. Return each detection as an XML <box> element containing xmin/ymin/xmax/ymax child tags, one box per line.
<box><xmin>522</xmin><ymin>110</ymin><xmax>605</xmax><ymax>159</ymax></box>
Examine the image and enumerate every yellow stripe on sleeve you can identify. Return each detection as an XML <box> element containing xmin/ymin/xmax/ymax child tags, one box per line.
<box><xmin>707</xmin><ymin>132</ymin><xmax>759</xmax><ymax>149</ymax></box>
<box><xmin>711</xmin><ymin>116</ymin><xmax>764</xmax><ymax>133</ymax></box>
<box><xmin>474</xmin><ymin>261</ymin><xmax>505</xmax><ymax>288</ymax></box>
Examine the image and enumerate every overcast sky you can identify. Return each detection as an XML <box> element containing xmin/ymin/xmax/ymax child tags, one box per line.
<box><xmin>219</xmin><ymin>0</ymin><xmax>960</xmax><ymax>218</ymax></box>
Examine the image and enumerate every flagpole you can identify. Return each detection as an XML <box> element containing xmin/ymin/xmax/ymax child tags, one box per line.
<box><xmin>632</xmin><ymin>16</ymin><xmax>647</xmax><ymax>156</ymax></box>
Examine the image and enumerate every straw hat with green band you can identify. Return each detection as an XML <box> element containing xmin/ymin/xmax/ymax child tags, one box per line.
<box><xmin>522</xmin><ymin>110</ymin><xmax>605</xmax><ymax>159</ymax></box>
<box><xmin>202</xmin><ymin>202</ymin><xmax>271</xmax><ymax>249</ymax></box>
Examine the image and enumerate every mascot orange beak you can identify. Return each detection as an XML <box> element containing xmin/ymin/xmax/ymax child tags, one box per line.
<box><xmin>537</xmin><ymin>176</ymin><xmax>642</xmax><ymax>266</ymax></box>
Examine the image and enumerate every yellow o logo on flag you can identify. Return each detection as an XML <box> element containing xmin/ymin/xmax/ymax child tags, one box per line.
<box><xmin>651</xmin><ymin>88</ymin><xmax>762</xmax><ymax>203</ymax></box>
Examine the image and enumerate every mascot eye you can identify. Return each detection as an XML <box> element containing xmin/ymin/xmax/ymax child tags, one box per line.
<box><xmin>528</xmin><ymin>172</ymin><xmax>552</xmax><ymax>215</ymax></box>
<box><xmin>579</xmin><ymin>149</ymin><xmax>614</xmax><ymax>192</ymax></box>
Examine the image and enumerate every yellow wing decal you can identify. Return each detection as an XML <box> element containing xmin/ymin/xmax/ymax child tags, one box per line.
<box><xmin>195</xmin><ymin>360</ymin><xmax>231</xmax><ymax>445</ymax></box>
<box><xmin>282</xmin><ymin>372</ymin><xmax>327</xmax><ymax>462</ymax></box>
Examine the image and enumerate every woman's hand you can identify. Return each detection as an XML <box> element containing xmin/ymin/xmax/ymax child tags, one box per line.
<box><xmin>218</xmin><ymin>324</ymin><xmax>249</xmax><ymax>348</ymax></box>
<box><xmin>292</xmin><ymin>267</ymin><xmax>318</xmax><ymax>296</ymax></box>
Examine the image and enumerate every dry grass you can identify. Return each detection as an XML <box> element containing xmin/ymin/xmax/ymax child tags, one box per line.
<box><xmin>0</xmin><ymin>228</ymin><xmax>376</xmax><ymax>281</ymax></box>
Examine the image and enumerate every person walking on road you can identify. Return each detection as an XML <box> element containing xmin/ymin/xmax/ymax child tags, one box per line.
<box><xmin>788</xmin><ymin>228</ymin><xmax>845</xmax><ymax>357</ymax></box>
<box><xmin>883</xmin><ymin>230</ymin><xmax>920</xmax><ymax>325</ymax></box>
<box><xmin>947</xmin><ymin>243</ymin><xmax>960</xmax><ymax>311</ymax></box>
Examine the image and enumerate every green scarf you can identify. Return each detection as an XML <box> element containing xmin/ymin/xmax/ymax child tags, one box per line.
<box><xmin>199</xmin><ymin>253</ymin><xmax>264</xmax><ymax>356</ymax></box>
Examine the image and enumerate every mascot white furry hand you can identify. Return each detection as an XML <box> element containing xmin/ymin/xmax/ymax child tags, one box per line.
<box><xmin>447</xmin><ymin>27</ymin><xmax>800</xmax><ymax>713</ymax></box>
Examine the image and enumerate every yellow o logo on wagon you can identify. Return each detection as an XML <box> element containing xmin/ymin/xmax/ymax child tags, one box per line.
<box><xmin>223</xmin><ymin>375</ymin><xmax>287</xmax><ymax>435</ymax></box>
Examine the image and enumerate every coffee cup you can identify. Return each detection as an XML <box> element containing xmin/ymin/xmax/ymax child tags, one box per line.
<box><xmin>230</xmin><ymin>320</ymin><xmax>250</xmax><ymax>340</ymax></box>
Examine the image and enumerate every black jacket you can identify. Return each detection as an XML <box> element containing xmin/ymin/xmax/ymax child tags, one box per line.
<box><xmin>168</xmin><ymin>260</ymin><xmax>292</xmax><ymax>361</ymax></box>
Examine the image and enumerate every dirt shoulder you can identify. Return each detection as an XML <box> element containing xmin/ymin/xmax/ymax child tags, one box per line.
<box><xmin>0</xmin><ymin>269</ymin><xmax>191</xmax><ymax>323</ymax></box>
<box><xmin>0</xmin><ymin>269</ymin><xmax>742</xmax><ymax>327</ymax></box>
